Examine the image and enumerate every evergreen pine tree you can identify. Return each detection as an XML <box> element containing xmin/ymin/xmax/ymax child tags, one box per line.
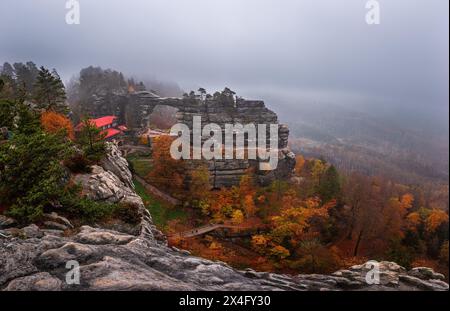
<box><xmin>33</xmin><ymin>66</ymin><xmax>67</xmax><ymax>113</ymax></box>
<box><xmin>318</xmin><ymin>165</ymin><xmax>341</xmax><ymax>203</ymax></box>
<box><xmin>76</xmin><ymin>117</ymin><xmax>106</xmax><ymax>162</ymax></box>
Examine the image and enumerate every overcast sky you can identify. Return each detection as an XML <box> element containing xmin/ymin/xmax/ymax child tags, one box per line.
<box><xmin>0</xmin><ymin>0</ymin><xmax>448</xmax><ymax>127</ymax></box>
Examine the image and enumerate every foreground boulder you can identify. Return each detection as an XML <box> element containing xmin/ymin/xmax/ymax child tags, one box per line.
<box><xmin>1</xmin><ymin>219</ymin><xmax>448</xmax><ymax>291</ymax></box>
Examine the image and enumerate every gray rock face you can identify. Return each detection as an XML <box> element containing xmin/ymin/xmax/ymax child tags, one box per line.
<box><xmin>22</xmin><ymin>224</ymin><xmax>44</xmax><ymax>239</ymax></box>
<box><xmin>90</xmin><ymin>93</ymin><xmax>296</xmax><ymax>187</ymax></box>
<box><xmin>5</xmin><ymin>272</ymin><xmax>63</xmax><ymax>291</ymax></box>
<box><xmin>73</xmin><ymin>165</ymin><xmax>140</xmax><ymax>205</ymax></box>
<box><xmin>408</xmin><ymin>267</ymin><xmax>446</xmax><ymax>281</ymax></box>
<box><xmin>72</xmin><ymin>145</ymin><xmax>163</xmax><ymax>243</ymax></box>
<box><xmin>1</xmin><ymin>218</ymin><xmax>448</xmax><ymax>291</ymax></box>
<box><xmin>0</xmin><ymin>215</ymin><xmax>16</xmax><ymax>229</ymax></box>
<box><xmin>43</xmin><ymin>212</ymin><xmax>74</xmax><ymax>229</ymax></box>
<box><xmin>100</xmin><ymin>143</ymin><xmax>134</xmax><ymax>189</ymax></box>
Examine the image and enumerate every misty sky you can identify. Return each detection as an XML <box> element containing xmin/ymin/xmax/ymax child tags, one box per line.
<box><xmin>0</xmin><ymin>0</ymin><xmax>448</xmax><ymax>128</ymax></box>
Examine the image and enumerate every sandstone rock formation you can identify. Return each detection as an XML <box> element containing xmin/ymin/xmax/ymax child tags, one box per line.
<box><xmin>73</xmin><ymin>165</ymin><xmax>137</xmax><ymax>204</ymax></box>
<box><xmin>90</xmin><ymin>91</ymin><xmax>296</xmax><ymax>187</ymax></box>
<box><xmin>100</xmin><ymin>143</ymin><xmax>135</xmax><ymax>189</ymax></box>
<box><xmin>1</xmin><ymin>217</ymin><xmax>448</xmax><ymax>291</ymax></box>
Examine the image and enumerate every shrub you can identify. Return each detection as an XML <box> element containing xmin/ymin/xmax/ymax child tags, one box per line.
<box><xmin>386</xmin><ymin>239</ymin><xmax>416</xmax><ymax>269</ymax></box>
<box><xmin>1</xmin><ymin>131</ymin><xmax>72</xmax><ymax>223</ymax></box>
<box><xmin>269</xmin><ymin>245</ymin><xmax>290</xmax><ymax>260</ymax></box>
<box><xmin>292</xmin><ymin>240</ymin><xmax>341</xmax><ymax>273</ymax></box>
<box><xmin>75</xmin><ymin>118</ymin><xmax>106</xmax><ymax>163</ymax></box>
<box><xmin>64</xmin><ymin>153</ymin><xmax>92</xmax><ymax>173</ymax></box>
<box><xmin>7</xmin><ymin>201</ymin><xmax>44</xmax><ymax>223</ymax></box>
<box><xmin>113</xmin><ymin>202</ymin><xmax>141</xmax><ymax>225</ymax></box>
<box><xmin>439</xmin><ymin>241</ymin><xmax>449</xmax><ymax>266</ymax></box>
<box><xmin>72</xmin><ymin>198</ymin><xmax>116</xmax><ymax>224</ymax></box>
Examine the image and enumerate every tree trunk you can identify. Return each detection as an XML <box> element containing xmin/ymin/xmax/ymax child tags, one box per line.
<box><xmin>353</xmin><ymin>229</ymin><xmax>364</xmax><ymax>257</ymax></box>
<box><xmin>346</xmin><ymin>225</ymin><xmax>354</xmax><ymax>240</ymax></box>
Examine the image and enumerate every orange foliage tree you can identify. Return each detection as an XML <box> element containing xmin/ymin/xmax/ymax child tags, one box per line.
<box><xmin>405</xmin><ymin>212</ymin><xmax>422</xmax><ymax>232</ymax></box>
<box><xmin>270</xmin><ymin>193</ymin><xmax>332</xmax><ymax>245</ymax></box>
<box><xmin>147</xmin><ymin>136</ymin><xmax>185</xmax><ymax>197</ymax></box>
<box><xmin>294</xmin><ymin>155</ymin><xmax>305</xmax><ymax>176</ymax></box>
<box><xmin>383</xmin><ymin>193</ymin><xmax>414</xmax><ymax>241</ymax></box>
<box><xmin>238</xmin><ymin>173</ymin><xmax>257</xmax><ymax>218</ymax></box>
<box><xmin>40</xmin><ymin>111</ymin><xmax>74</xmax><ymax>140</ymax></box>
<box><xmin>425</xmin><ymin>209</ymin><xmax>449</xmax><ymax>234</ymax></box>
<box><xmin>201</xmin><ymin>172</ymin><xmax>258</xmax><ymax>223</ymax></box>
<box><xmin>250</xmin><ymin>189</ymin><xmax>334</xmax><ymax>267</ymax></box>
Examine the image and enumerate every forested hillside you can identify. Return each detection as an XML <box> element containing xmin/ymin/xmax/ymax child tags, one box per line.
<box><xmin>1</xmin><ymin>61</ymin><xmax>448</xmax><ymax>280</ymax></box>
<box><xmin>136</xmin><ymin>136</ymin><xmax>449</xmax><ymax>277</ymax></box>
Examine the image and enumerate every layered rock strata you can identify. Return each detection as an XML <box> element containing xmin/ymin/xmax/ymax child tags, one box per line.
<box><xmin>89</xmin><ymin>92</ymin><xmax>296</xmax><ymax>187</ymax></box>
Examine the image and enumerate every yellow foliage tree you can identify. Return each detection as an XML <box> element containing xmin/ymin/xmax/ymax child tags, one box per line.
<box><xmin>189</xmin><ymin>165</ymin><xmax>211</xmax><ymax>203</ymax></box>
<box><xmin>425</xmin><ymin>209</ymin><xmax>449</xmax><ymax>234</ymax></box>
<box><xmin>139</xmin><ymin>135</ymin><xmax>149</xmax><ymax>145</ymax></box>
<box><xmin>231</xmin><ymin>209</ymin><xmax>244</xmax><ymax>225</ymax></box>
<box><xmin>251</xmin><ymin>235</ymin><xmax>269</xmax><ymax>254</ymax></box>
<box><xmin>270</xmin><ymin>245</ymin><xmax>290</xmax><ymax>260</ymax></box>
<box><xmin>311</xmin><ymin>159</ymin><xmax>326</xmax><ymax>184</ymax></box>
<box><xmin>405</xmin><ymin>212</ymin><xmax>422</xmax><ymax>232</ymax></box>
<box><xmin>270</xmin><ymin>191</ymin><xmax>332</xmax><ymax>245</ymax></box>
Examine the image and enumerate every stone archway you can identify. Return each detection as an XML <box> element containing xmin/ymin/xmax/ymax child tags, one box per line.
<box><xmin>145</xmin><ymin>104</ymin><xmax>179</xmax><ymax>130</ymax></box>
<box><xmin>94</xmin><ymin>91</ymin><xmax>296</xmax><ymax>187</ymax></box>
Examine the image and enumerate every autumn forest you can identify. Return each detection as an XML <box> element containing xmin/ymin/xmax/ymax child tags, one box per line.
<box><xmin>0</xmin><ymin>61</ymin><xmax>448</xmax><ymax>284</ymax></box>
<box><xmin>144</xmin><ymin>134</ymin><xmax>449</xmax><ymax>277</ymax></box>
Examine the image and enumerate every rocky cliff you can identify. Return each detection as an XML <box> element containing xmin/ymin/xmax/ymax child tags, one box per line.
<box><xmin>0</xmin><ymin>144</ymin><xmax>448</xmax><ymax>291</ymax></box>
<box><xmin>90</xmin><ymin>91</ymin><xmax>296</xmax><ymax>187</ymax></box>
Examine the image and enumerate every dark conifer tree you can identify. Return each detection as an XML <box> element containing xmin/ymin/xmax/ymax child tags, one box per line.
<box><xmin>33</xmin><ymin>66</ymin><xmax>67</xmax><ymax>113</ymax></box>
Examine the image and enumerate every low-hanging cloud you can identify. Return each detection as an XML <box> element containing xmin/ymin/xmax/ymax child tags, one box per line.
<box><xmin>0</xmin><ymin>0</ymin><xmax>448</xmax><ymax>129</ymax></box>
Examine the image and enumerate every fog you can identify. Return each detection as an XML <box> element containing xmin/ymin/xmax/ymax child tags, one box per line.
<box><xmin>0</xmin><ymin>0</ymin><xmax>448</xmax><ymax>133</ymax></box>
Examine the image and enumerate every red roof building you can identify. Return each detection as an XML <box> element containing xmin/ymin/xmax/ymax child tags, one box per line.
<box><xmin>75</xmin><ymin>116</ymin><xmax>127</xmax><ymax>140</ymax></box>
<box><xmin>92</xmin><ymin>116</ymin><xmax>118</xmax><ymax>128</ymax></box>
<box><xmin>103</xmin><ymin>128</ymin><xmax>122</xmax><ymax>139</ymax></box>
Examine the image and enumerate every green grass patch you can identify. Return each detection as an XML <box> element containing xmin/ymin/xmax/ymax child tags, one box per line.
<box><xmin>128</xmin><ymin>156</ymin><xmax>153</xmax><ymax>177</ymax></box>
<box><xmin>133</xmin><ymin>178</ymin><xmax>188</xmax><ymax>230</ymax></box>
